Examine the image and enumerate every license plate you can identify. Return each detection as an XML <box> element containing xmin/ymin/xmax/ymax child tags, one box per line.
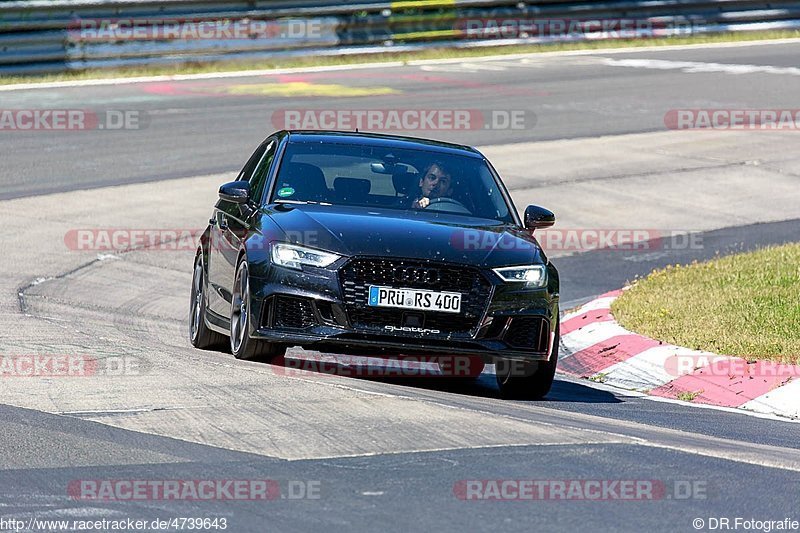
<box><xmin>368</xmin><ymin>286</ymin><xmax>462</xmax><ymax>314</ymax></box>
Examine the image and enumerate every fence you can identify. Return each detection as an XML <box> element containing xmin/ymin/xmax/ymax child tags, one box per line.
<box><xmin>1</xmin><ymin>0</ymin><xmax>799</xmax><ymax>75</ymax></box>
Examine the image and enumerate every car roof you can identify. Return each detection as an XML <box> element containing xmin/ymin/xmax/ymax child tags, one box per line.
<box><xmin>282</xmin><ymin>130</ymin><xmax>484</xmax><ymax>159</ymax></box>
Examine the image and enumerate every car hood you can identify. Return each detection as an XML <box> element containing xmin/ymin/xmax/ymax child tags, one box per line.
<box><xmin>267</xmin><ymin>204</ymin><xmax>545</xmax><ymax>267</ymax></box>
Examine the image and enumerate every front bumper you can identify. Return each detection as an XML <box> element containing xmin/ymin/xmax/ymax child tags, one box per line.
<box><xmin>248</xmin><ymin>256</ymin><xmax>559</xmax><ymax>363</ymax></box>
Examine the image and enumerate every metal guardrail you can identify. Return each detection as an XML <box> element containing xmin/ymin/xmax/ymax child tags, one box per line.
<box><xmin>1</xmin><ymin>0</ymin><xmax>799</xmax><ymax>75</ymax></box>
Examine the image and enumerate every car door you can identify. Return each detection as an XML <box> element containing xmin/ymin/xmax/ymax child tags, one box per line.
<box><xmin>222</xmin><ymin>140</ymin><xmax>278</xmax><ymax>278</ymax></box>
<box><xmin>207</xmin><ymin>140</ymin><xmax>276</xmax><ymax>318</ymax></box>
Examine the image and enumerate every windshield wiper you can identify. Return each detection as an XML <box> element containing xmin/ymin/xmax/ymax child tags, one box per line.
<box><xmin>275</xmin><ymin>199</ymin><xmax>320</xmax><ymax>205</ymax></box>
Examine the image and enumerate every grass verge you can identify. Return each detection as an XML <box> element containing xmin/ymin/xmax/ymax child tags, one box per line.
<box><xmin>611</xmin><ymin>243</ymin><xmax>800</xmax><ymax>363</ymax></box>
<box><xmin>2</xmin><ymin>29</ymin><xmax>799</xmax><ymax>86</ymax></box>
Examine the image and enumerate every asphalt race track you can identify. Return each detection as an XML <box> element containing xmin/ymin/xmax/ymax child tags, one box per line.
<box><xmin>1</xmin><ymin>41</ymin><xmax>800</xmax><ymax>532</ymax></box>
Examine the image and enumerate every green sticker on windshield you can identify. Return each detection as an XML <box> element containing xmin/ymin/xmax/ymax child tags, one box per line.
<box><xmin>277</xmin><ymin>186</ymin><xmax>295</xmax><ymax>198</ymax></box>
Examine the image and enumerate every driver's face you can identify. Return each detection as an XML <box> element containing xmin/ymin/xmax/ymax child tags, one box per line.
<box><xmin>419</xmin><ymin>164</ymin><xmax>452</xmax><ymax>198</ymax></box>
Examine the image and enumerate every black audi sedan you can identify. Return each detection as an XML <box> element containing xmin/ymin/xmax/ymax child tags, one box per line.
<box><xmin>190</xmin><ymin>130</ymin><xmax>559</xmax><ymax>399</ymax></box>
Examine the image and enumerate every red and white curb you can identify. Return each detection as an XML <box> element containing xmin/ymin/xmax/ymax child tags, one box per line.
<box><xmin>559</xmin><ymin>290</ymin><xmax>800</xmax><ymax>420</ymax></box>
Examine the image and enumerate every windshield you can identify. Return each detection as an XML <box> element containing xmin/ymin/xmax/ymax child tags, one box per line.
<box><xmin>270</xmin><ymin>141</ymin><xmax>515</xmax><ymax>223</ymax></box>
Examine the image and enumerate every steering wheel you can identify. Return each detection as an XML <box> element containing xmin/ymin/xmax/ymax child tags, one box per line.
<box><xmin>425</xmin><ymin>197</ymin><xmax>471</xmax><ymax>215</ymax></box>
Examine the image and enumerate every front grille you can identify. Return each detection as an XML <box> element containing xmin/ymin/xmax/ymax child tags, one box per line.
<box><xmin>504</xmin><ymin>317</ymin><xmax>549</xmax><ymax>352</ymax></box>
<box><xmin>273</xmin><ymin>295</ymin><xmax>317</xmax><ymax>329</ymax></box>
<box><xmin>339</xmin><ymin>257</ymin><xmax>492</xmax><ymax>335</ymax></box>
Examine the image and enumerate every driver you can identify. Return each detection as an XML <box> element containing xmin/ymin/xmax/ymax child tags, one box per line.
<box><xmin>412</xmin><ymin>161</ymin><xmax>454</xmax><ymax>209</ymax></box>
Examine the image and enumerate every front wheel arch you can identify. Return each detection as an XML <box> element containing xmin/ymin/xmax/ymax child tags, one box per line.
<box><xmin>229</xmin><ymin>254</ymin><xmax>285</xmax><ymax>362</ymax></box>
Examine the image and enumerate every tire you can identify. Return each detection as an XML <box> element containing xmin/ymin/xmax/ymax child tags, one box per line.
<box><xmin>189</xmin><ymin>252</ymin><xmax>227</xmax><ymax>350</ymax></box>
<box><xmin>496</xmin><ymin>323</ymin><xmax>560</xmax><ymax>400</ymax></box>
<box><xmin>436</xmin><ymin>355</ymin><xmax>485</xmax><ymax>378</ymax></box>
<box><xmin>230</xmin><ymin>258</ymin><xmax>286</xmax><ymax>362</ymax></box>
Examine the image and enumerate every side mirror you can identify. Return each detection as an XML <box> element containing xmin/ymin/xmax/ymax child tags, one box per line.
<box><xmin>524</xmin><ymin>205</ymin><xmax>555</xmax><ymax>230</ymax></box>
<box><xmin>219</xmin><ymin>181</ymin><xmax>251</xmax><ymax>204</ymax></box>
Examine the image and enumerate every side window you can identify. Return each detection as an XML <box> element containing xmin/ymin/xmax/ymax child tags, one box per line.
<box><xmin>238</xmin><ymin>142</ymin><xmax>268</xmax><ymax>182</ymax></box>
<box><xmin>249</xmin><ymin>140</ymin><xmax>276</xmax><ymax>205</ymax></box>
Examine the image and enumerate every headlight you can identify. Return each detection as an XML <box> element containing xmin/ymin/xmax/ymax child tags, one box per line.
<box><xmin>493</xmin><ymin>265</ymin><xmax>547</xmax><ymax>287</ymax></box>
<box><xmin>271</xmin><ymin>243</ymin><xmax>341</xmax><ymax>270</ymax></box>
